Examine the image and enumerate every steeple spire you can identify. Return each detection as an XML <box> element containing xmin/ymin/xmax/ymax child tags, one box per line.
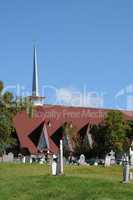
<box><xmin>32</xmin><ymin>46</ymin><xmax>39</xmax><ymax>97</ymax></box>
<box><xmin>30</xmin><ymin>46</ymin><xmax>45</xmax><ymax>106</ymax></box>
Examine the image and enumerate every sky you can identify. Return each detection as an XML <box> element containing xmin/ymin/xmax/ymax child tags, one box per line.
<box><xmin>1</xmin><ymin>0</ymin><xmax>133</xmax><ymax>110</ymax></box>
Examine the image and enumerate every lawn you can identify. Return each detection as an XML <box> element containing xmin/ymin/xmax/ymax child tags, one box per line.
<box><xmin>0</xmin><ymin>164</ymin><xmax>133</xmax><ymax>200</ymax></box>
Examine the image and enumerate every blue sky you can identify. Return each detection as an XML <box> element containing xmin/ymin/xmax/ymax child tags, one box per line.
<box><xmin>1</xmin><ymin>0</ymin><xmax>133</xmax><ymax>109</ymax></box>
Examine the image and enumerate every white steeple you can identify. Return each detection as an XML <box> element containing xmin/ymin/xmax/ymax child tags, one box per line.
<box><xmin>31</xmin><ymin>46</ymin><xmax>44</xmax><ymax>106</ymax></box>
<box><xmin>32</xmin><ymin>46</ymin><xmax>39</xmax><ymax>97</ymax></box>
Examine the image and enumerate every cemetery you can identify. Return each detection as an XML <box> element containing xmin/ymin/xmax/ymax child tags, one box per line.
<box><xmin>1</xmin><ymin>1</ymin><xmax>133</xmax><ymax>199</ymax></box>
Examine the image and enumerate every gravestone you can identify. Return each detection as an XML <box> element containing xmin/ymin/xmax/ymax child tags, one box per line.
<box><xmin>94</xmin><ymin>161</ymin><xmax>98</xmax><ymax>166</ymax></box>
<box><xmin>2</xmin><ymin>152</ymin><xmax>14</xmax><ymax>163</ymax></box>
<box><xmin>79</xmin><ymin>154</ymin><xmax>86</xmax><ymax>165</ymax></box>
<box><xmin>29</xmin><ymin>156</ymin><xmax>33</xmax><ymax>164</ymax></box>
<box><xmin>129</xmin><ymin>147</ymin><xmax>133</xmax><ymax>166</ymax></box>
<box><xmin>22</xmin><ymin>156</ymin><xmax>26</xmax><ymax>163</ymax></box>
<box><xmin>104</xmin><ymin>154</ymin><xmax>111</xmax><ymax>167</ymax></box>
<box><xmin>2</xmin><ymin>154</ymin><xmax>8</xmax><ymax>162</ymax></box>
<box><xmin>110</xmin><ymin>150</ymin><xmax>115</xmax><ymax>165</ymax></box>
<box><xmin>123</xmin><ymin>156</ymin><xmax>130</xmax><ymax>183</ymax></box>
<box><xmin>52</xmin><ymin>154</ymin><xmax>58</xmax><ymax>176</ymax></box>
<box><xmin>39</xmin><ymin>155</ymin><xmax>46</xmax><ymax>164</ymax></box>
<box><xmin>8</xmin><ymin>152</ymin><xmax>14</xmax><ymax>162</ymax></box>
<box><xmin>129</xmin><ymin>172</ymin><xmax>133</xmax><ymax>180</ymax></box>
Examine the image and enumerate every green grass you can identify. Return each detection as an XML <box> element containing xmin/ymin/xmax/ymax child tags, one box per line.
<box><xmin>0</xmin><ymin>164</ymin><xmax>133</xmax><ymax>200</ymax></box>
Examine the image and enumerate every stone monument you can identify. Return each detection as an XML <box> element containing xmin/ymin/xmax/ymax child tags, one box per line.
<box><xmin>129</xmin><ymin>147</ymin><xmax>133</xmax><ymax>166</ymax></box>
<box><xmin>79</xmin><ymin>154</ymin><xmax>86</xmax><ymax>165</ymax></box>
<box><xmin>110</xmin><ymin>150</ymin><xmax>115</xmax><ymax>165</ymax></box>
<box><xmin>2</xmin><ymin>152</ymin><xmax>14</xmax><ymax>163</ymax></box>
<box><xmin>52</xmin><ymin>154</ymin><xmax>58</xmax><ymax>176</ymax></box>
<box><xmin>104</xmin><ymin>154</ymin><xmax>111</xmax><ymax>167</ymax></box>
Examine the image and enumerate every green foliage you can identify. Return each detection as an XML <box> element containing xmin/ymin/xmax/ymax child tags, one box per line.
<box><xmin>63</xmin><ymin>122</ymin><xmax>76</xmax><ymax>137</ymax></box>
<box><xmin>15</xmin><ymin>96</ymin><xmax>34</xmax><ymax>118</ymax></box>
<box><xmin>91</xmin><ymin>110</ymin><xmax>131</xmax><ymax>156</ymax></box>
<box><xmin>74</xmin><ymin>134</ymin><xmax>92</xmax><ymax>158</ymax></box>
<box><xmin>126</xmin><ymin>120</ymin><xmax>133</xmax><ymax>140</ymax></box>
<box><xmin>3</xmin><ymin>92</ymin><xmax>13</xmax><ymax>104</ymax></box>
<box><xmin>62</xmin><ymin>123</ymin><xmax>92</xmax><ymax>157</ymax></box>
<box><xmin>0</xmin><ymin>115</ymin><xmax>13</xmax><ymax>144</ymax></box>
<box><xmin>0</xmin><ymin>80</ymin><xmax>4</xmax><ymax>93</ymax></box>
<box><xmin>62</xmin><ymin>123</ymin><xmax>77</xmax><ymax>157</ymax></box>
<box><xmin>0</xmin><ymin>81</ymin><xmax>16</xmax><ymax>155</ymax></box>
<box><xmin>0</xmin><ymin>115</ymin><xmax>15</xmax><ymax>156</ymax></box>
<box><xmin>0</xmin><ymin>80</ymin><xmax>35</xmax><ymax>155</ymax></box>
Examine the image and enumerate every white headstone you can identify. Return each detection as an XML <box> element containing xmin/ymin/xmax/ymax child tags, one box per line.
<box><xmin>2</xmin><ymin>153</ymin><xmax>14</xmax><ymax>162</ymax></box>
<box><xmin>105</xmin><ymin>154</ymin><xmax>111</xmax><ymax>167</ymax></box>
<box><xmin>29</xmin><ymin>157</ymin><xmax>33</xmax><ymax>164</ymax></box>
<box><xmin>79</xmin><ymin>154</ymin><xmax>86</xmax><ymax>165</ymax></box>
<box><xmin>8</xmin><ymin>152</ymin><xmax>14</xmax><ymax>162</ymax></box>
<box><xmin>110</xmin><ymin>150</ymin><xmax>115</xmax><ymax>165</ymax></box>
<box><xmin>22</xmin><ymin>156</ymin><xmax>26</xmax><ymax>163</ymax></box>
<box><xmin>52</xmin><ymin>154</ymin><xmax>57</xmax><ymax>176</ymax></box>
<box><xmin>129</xmin><ymin>147</ymin><xmax>133</xmax><ymax>166</ymax></box>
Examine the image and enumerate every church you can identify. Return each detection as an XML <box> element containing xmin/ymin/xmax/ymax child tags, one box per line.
<box><xmin>13</xmin><ymin>48</ymin><xmax>133</xmax><ymax>155</ymax></box>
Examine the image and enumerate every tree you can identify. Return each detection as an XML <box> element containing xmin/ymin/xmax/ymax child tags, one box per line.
<box><xmin>0</xmin><ymin>81</ymin><xmax>4</xmax><ymax>93</ymax></box>
<box><xmin>0</xmin><ymin>115</ymin><xmax>15</xmax><ymax>156</ymax></box>
<box><xmin>62</xmin><ymin>122</ymin><xmax>92</xmax><ymax>158</ymax></box>
<box><xmin>15</xmin><ymin>96</ymin><xmax>34</xmax><ymax>118</ymax></box>
<box><xmin>0</xmin><ymin>80</ymin><xmax>34</xmax><ymax>156</ymax></box>
<box><xmin>126</xmin><ymin>120</ymin><xmax>133</xmax><ymax>141</ymax></box>
<box><xmin>0</xmin><ymin>81</ymin><xmax>16</xmax><ymax>155</ymax></box>
<box><xmin>90</xmin><ymin>110</ymin><xmax>131</xmax><ymax>157</ymax></box>
<box><xmin>3</xmin><ymin>92</ymin><xmax>13</xmax><ymax>105</ymax></box>
<box><xmin>73</xmin><ymin>133</ymin><xmax>92</xmax><ymax>158</ymax></box>
<box><xmin>62</xmin><ymin>122</ymin><xmax>77</xmax><ymax>158</ymax></box>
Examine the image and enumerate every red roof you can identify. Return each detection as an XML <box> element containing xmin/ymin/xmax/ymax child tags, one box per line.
<box><xmin>13</xmin><ymin>105</ymin><xmax>133</xmax><ymax>154</ymax></box>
